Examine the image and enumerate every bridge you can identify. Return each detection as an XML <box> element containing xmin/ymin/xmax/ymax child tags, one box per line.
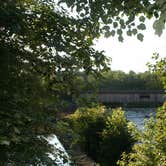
<box><xmin>81</xmin><ymin>90</ymin><xmax>165</xmax><ymax>106</ymax></box>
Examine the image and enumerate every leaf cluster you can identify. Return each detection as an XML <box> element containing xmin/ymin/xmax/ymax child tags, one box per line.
<box><xmin>0</xmin><ymin>0</ymin><xmax>165</xmax><ymax>164</ymax></box>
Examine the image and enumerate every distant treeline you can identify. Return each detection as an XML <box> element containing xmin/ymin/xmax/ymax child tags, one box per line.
<box><xmin>80</xmin><ymin>70</ymin><xmax>163</xmax><ymax>91</ymax></box>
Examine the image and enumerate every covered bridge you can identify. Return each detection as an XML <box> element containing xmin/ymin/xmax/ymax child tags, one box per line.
<box><xmin>82</xmin><ymin>90</ymin><xmax>165</xmax><ymax>104</ymax></box>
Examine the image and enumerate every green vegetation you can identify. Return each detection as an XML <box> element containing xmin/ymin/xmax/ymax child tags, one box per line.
<box><xmin>93</xmin><ymin>70</ymin><xmax>163</xmax><ymax>91</ymax></box>
<box><xmin>77</xmin><ymin>70</ymin><xmax>163</xmax><ymax>93</ymax></box>
<box><xmin>0</xmin><ymin>0</ymin><xmax>108</xmax><ymax>164</ymax></box>
<box><xmin>148</xmin><ymin>53</ymin><xmax>166</xmax><ymax>90</ymax></box>
<box><xmin>58</xmin><ymin>106</ymin><xmax>136</xmax><ymax>166</ymax></box>
<box><xmin>57</xmin><ymin>102</ymin><xmax>166</xmax><ymax>165</ymax></box>
<box><xmin>118</xmin><ymin>55</ymin><xmax>166</xmax><ymax>166</ymax></box>
<box><xmin>118</xmin><ymin>103</ymin><xmax>166</xmax><ymax>166</ymax></box>
<box><xmin>0</xmin><ymin>0</ymin><xmax>166</xmax><ymax>165</ymax></box>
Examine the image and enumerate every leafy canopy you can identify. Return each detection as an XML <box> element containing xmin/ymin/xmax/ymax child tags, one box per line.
<box><xmin>0</xmin><ymin>0</ymin><xmax>165</xmax><ymax>164</ymax></box>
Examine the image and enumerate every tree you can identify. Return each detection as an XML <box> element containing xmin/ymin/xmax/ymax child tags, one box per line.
<box><xmin>86</xmin><ymin>70</ymin><xmax>163</xmax><ymax>91</ymax></box>
<box><xmin>148</xmin><ymin>53</ymin><xmax>166</xmax><ymax>89</ymax></box>
<box><xmin>0</xmin><ymin>0</ymin><xmax>165</xmax><ymax>164</ymax></box>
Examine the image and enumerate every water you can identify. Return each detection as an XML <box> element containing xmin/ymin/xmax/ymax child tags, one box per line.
<box><xmin>125</xmin><ymin>108</ymin><xmax>156</xmax><ymax>130</ymax></box>
<box><xmin>47</xmin><ymin>135</ymin><xmax>71</xmax><ymax>166</ymax></box>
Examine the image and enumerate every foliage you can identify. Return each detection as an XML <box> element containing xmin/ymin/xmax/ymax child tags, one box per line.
<box><xmin>147</xmin><ymin>53</ymin><xmax>166</xmax><ymax>90</ymax></box>
<box><xmin>1</xmin><ymin>0</ymin><xmax>165</xmax><ymax>164</ymax></box>
<box><xmin>0</xmin><ymin>0</ymin><xmax>109</xmax><ymax>164</ymax></box>
<box><xmin>58</xmin><ymin>0</ymin><xmax>164</xmax><ymax>41</ymax></box>
<box><xmin>153</xmin><ymin>0</ymin><xmax>166</xmax><ymax>36</ymax></box>
<box><xmin>118</xmin><ymin>103</ymin><xmax>166</xmax><ymax>166</ymax></box>
<box><xmin>67</xmin><ymin>106</ymin><xmax>136</xmax><ymax>165</ymax></box>
<box><xmin>86</xmin><ymin>70</ymin><xmax>163</xmax><ymax>91</ymax></box>
<box><xmin>68</xmin><ymin>106</ymin><xmax>106</xmax><ymax>160</ymax></box>
<box><xmin>118</xmin><ymin>53</ymin><xmax>166</xmax><ymax>166</ymax></box>
<box><xmin>99</xmin><ymin>109</ymin><xmax>136</xmax><ymax>166</ymax></box>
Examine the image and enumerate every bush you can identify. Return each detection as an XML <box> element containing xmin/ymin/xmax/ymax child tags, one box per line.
<box><xmin>68</xmin><ymin>106</ymin><xmax>106</xmax><ymax>161</ymax></box>
<box><xmin>118</xmin><ymin>103</ymin><xmax>166</xmax><ymax>166</ymax></box>
<box><xmin>67</xmin><ymin>106</ymin><xmax>136</xmax><ymax>165</ymax></box>
<box><xmin>100</xmin><ymin>109</ymin><xmax>135</xmax><ymax>166</ymax></box>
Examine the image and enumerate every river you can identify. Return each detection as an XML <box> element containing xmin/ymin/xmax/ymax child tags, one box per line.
<box><xmin>125</xmin><ymin>107</ymin><xmax>156</xmax><ymax>130</ymax></box>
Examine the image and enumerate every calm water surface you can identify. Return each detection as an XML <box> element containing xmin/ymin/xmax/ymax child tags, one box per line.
<box><xmin>125</xmin><ymin>108</ymin><xmax>156</xmax><ymax>130</ymax></box>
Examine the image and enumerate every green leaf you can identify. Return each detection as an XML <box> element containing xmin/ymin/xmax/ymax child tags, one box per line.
<box><xmin>119</xmin><ymin>19</ymin><xmax>124</xmax><ymax>26</ymax></box>
<box><xmin>80</xmin><ymin>13</ymin><xmax>85</xmax><ymax>17</ymax></box>
<box><xmin>137</xmin><ymin>33</ymin><xmax>144</xmax><ymax>41</ymax></box>
<box><xmin>107</xmin><ymin>18</ymin><xmax>113</xmax><ymax>24</ymax></box>
<box><xmin>104</xmin><ymin>31</ymin><xmax>111</xmax><ymax>38</ymax></box>
<box><xmin>156</xmin><ymin>0</ymin><xmax>166</xmax><ymax>6</ymax></box>
<box><xmin>14</xmin><ymin>127</ymin><xmax>21</xmax><ymax>134</ymax></box>
<box><xmin>0</xmin><ymin>140</ymin><xmax>10</xmax><ymax>146</ymax></box>
<box><xmin>118</xmin><ymin>36</ymin><xmax>124</xmax><ymax>42</ymax></box>
<box><xmin>139</xmin><ymin>16</ymin><xmax>145</xmax><ymax>22</ymax></box>
<box><xmin>132</xmin><ymin>29</ymin><xmax>137</xmax><ymax>35</ymax></box>
<box><xmin>153</xmin><ymin>19</ymin><xmax>165</xmax><ymax>36</ymax></box>
<box><xmin>103</xmin><ymin>25</ymin><xmax>110</xmax><ymax>31</ymax></box>
<box><xmin>113</xmin><ymin>22</ymin><xmax>118</xmax><ymax>28</ymax></box>
<box><xmin>137</xmin><ymin>23</ymin><xmax>146</xmax><ymax>30</ymax></box>
<box><xmin>110</xmin><ymin>30</ymin><xmax>115</xmax><ymax>37</ymax></box>
<box><xmin>127</xmin><ymin>30</ymin><xmax>132</xmax><ymax>36</ymax></box>
<box><xmin>154</xmin><ymin>11</ymin><xmax>159</xmax><ymax>18</ymax></box>
<box><xmin>117</xmin><ymin>29</ymin><xmax>123</xmax><ymax>35</ymax></box>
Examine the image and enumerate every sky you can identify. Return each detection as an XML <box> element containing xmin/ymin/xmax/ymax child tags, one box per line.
<box><xmin>94</xmin><ymin>19</ymin><xmax>166</xmax><ymax>73</ymax></box>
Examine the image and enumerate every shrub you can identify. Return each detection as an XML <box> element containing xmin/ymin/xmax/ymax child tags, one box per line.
<box><xmin>99</xmin><ymin>108</ymin><xmax>136</xmax><ymax>166</ymax></box>
<box><xmin>67</xmin><ymin>106</ymin><xmax>136</xmax><ymax>165</ymax></box>
<box><xmin>68</xmin><ymin>106</ymin><xmax>106</xmax><ymax>161</ymax></box>
<box><xmin>118</xmin><ymin>103</ymin><xmax>166</xmax><ymax>166</ymax></box>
